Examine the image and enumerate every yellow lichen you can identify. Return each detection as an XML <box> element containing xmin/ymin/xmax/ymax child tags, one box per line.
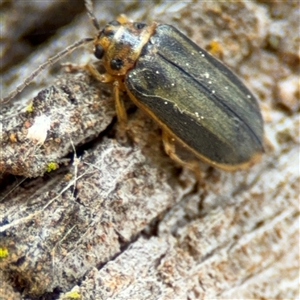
<box><xmin>46</xmin><ymin>162</ymin><xmax>58</xmax><ymax>172</ymax></box>
<box><xmin>26</xmin><ymin>102</ymin><xmax>34</xmax><ymax>113</ymax></box>
<box><xmin>0</xmin><ymin>247</ymin><xmax>9</xmax><ymax>259</ymax></box>
<box><xmin>63</xmin><ymin>291</ymin><xmax>81</xmax><ymax>299</ymax></box>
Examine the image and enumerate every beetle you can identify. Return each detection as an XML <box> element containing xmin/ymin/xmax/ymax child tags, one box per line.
<box><xmin>2</xmin><ymin>0</ymin><xmax>264</xmax><ymax>172</ymax></box>
<box><xmin>85</xmin><ymin>1</ymin><xmax>264</xmax><ymax>171</ymax></box>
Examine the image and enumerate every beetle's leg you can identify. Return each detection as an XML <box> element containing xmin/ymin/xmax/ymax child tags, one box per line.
<box><xmin>162</xmin><ymin>130</ymin><xmax>202</xmax><ymax>182</ymax></box>
<box><xmin>111</xmin><ymin>79</ymin><xmax>129</xmax><ymax>142</ymax></box>
<box><xmin>113</xmin><ymin>80</ymin><xmax>128</xmax><ymax>130</ymax></box>
<box><xmin>162</xmin><ymin>130</ymin><xmax>190</xmax><ymax>167</ymax></box>
<box><xmin>85</xmin><ymin>63</ymin><xmax>128</xmax><ymax>138</ymax></box>
<box><xmin>84</xmin><ymin>63</ymin><xmax>115</xmax><ymax>83</ymax></box>
<box><xmin>84</xmin><ymin>64</ymin><xmax>127</xmax><ymax>125</ymax></box>
<box><xmin>63</xmin><ymin>62</ymin><xmax>116</xmax><ymax>84</ymax></box>
<box><xmin>71</xmin><ymin>62</ymin><xmax>129</xmax><ymax>140</ymax></box>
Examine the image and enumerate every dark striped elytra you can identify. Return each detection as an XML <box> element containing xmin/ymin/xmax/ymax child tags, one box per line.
<box><xmin>124</xmin><ymin>24</ymin><xmax>264</xmax><ymax>170</ymax></box>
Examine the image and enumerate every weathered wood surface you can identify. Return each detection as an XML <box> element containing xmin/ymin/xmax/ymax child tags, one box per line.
<box><xmin>1</xmin><ymin>1</ymin><xmax>299</xmax><ymax>299</ymax></box>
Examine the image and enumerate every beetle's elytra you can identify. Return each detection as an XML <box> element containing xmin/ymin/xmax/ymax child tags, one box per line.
<box><xmin>89</xmin><ymin>8</ymin><xmax>264</xmax><ymax>171</ymax></box>
<box><xmin>3</xmin><ymin>0</ymin><xmax>264</xmax><ymax>172</ymax></box>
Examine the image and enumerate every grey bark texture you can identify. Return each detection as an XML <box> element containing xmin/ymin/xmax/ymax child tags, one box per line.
<box><xmin>0</xmin><ymin>1</ymin><xmax>299</xmax><ymax>299</ymax></box>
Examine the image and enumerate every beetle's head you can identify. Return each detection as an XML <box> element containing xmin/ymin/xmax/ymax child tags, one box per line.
<box><xmin>93</xmin><ymin>19</ymin><xmax>156</xmax><ymax>76</ymax></box>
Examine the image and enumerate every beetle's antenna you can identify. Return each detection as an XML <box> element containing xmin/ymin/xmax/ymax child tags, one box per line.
<box><xmin>84</xmin><ymin>0</ymin><xmax>100</xmax><ymax>31</ymax></box>
<box><xmin>1</xmin><ymin>37</ymin><xmax>93</xmax><ymax>104</ymax></box>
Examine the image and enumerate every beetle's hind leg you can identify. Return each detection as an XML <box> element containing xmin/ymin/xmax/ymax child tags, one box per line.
<box><xmin>162</xmin><ymin>130</ymin><xmax>202</xmax><ymax>183</ymax></box>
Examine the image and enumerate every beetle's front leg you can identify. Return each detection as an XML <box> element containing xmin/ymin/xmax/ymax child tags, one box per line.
<box><xmin>84</xmin><ymin>63</ymin><xmax>115</xmax><ymax>83</ymax></box>
<box><xmin>113</xmin><ymin>80</ymin><xmax>128</xmax><ymax>131</ymax></box>
<box><xmin>85</xmin><ymin>64</ymin><xmax>127</xmax><ymax>127</ymax></box>
<box><xmin>85</xmin><ymin>63</ymin><xmax>129</xmax><ymax>141</ymax></box>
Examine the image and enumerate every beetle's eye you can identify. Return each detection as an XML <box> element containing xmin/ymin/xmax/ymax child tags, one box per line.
<box><xmin>133</xmin><ymin>22</ymin><xmax>146</xmax><ymax>30</ymax></box>
<box><xmin>94</xmin><ymin>44</ymin><xmax>104</xmax><ymax>59</ymax></box>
